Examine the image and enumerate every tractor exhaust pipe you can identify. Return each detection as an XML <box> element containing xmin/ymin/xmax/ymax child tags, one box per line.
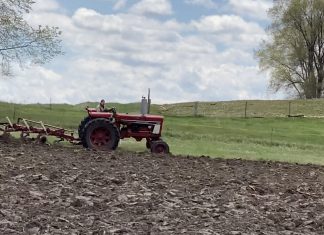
<box><xmin>140</xmin><ymin>88</ymin><xmax>151</xmax><ymax>115</ymax></box>
<box><xmin>141</xmin><ymin>96</ymin><xmax>148</xmax><ymax>115</ymax></box>
<box><xmin>148</xmin><ymin>88</ymin><xmax>151</xmax><ymax>114</ymax></box>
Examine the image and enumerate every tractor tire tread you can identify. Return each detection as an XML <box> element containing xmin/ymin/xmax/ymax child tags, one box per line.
<box><xmin>82</xmin><ymin>118</ymin><xmax>120</xmax><ymax>150</ymax></box>
<box><xmin>78</xmin><ymin>116</ymin><xmax>91</xmax><ymax>139</ymax></box>
<box><xmin>151</xmin><ymin>140</ymin><xmax>169</xmax><ymax>154</ymax></box>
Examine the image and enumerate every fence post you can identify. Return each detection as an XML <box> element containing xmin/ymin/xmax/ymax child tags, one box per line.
<box><xmin>288</xmin><ymin>101</ymin><xmax>291</xmax><ymax>116</ymax></box>
<box><xmin>271</xmin><ymin>128</ymin><xmax>274</xmax><ymax>145</ymax></box>
<box><xmin>12</xmin><ymin>104</ymin><xmax>16</xmax><ymax>121</ymax></box>
<box><xmin>244</xmin><ymin>101</ymin><xmax>248</xmax><ymax>118</ymax></box>
<box><xmin>194</xmin><ymin>102</ymin><xmax>198</xmax><ymax>117</ymax></box>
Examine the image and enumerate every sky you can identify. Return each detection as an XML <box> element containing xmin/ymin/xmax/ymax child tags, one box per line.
<box><xmin>0</xmin><ymin>0</ymin><xmax>279</xmax><ymax>104</ymax></box>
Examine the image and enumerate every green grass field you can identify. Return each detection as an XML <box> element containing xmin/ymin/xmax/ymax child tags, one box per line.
<box><xmin>2</xmin><ymin>100</ymin><xmax>324</xmax><ymax>165</ymax></box>
<box><xmin>163</xmin><ymin>116</ymin><xmax>324</xmax><ymax>165</ymax></box>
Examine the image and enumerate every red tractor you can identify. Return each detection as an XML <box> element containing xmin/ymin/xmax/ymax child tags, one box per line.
<box><xmin>78</xmin><ymin>107</ymin><xmax>170</xmax><ymax>154</ymax></box>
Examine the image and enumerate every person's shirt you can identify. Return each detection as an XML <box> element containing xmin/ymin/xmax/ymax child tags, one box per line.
<box><xmin>96</xmin><ymin>104</ymin><xmax>105</xmax><ymax>112</ymax></box>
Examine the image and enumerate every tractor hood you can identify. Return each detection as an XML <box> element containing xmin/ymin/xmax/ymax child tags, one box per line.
<box><xmin>116</xmin><ymin>113</ymin><xmax>164</xmax><ymax>122</ymax></box>
<box><xmin>87</xmin><ymin>110</ymin><xmax>164</xmax><ymax>123</ymax></box>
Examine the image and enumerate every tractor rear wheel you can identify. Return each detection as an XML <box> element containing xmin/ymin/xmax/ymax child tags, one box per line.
<box><xmin>78</xmin><ymin>116</ymin><xmax>91</xmax><ymax>139</ymax></box>
<box><xmin>146</xmin><ymin>141</ymin><xmax>151</xmax><ymax>149</ymax></box>
<box><xmin>82</xmin><ymin>119</ymin><xmax>120</xmax><ymax>150</ymax></box>
<box><xmin>151</xmin><ymin>140</ymin><xmax>169</xmax><ymax>154</ymax></box>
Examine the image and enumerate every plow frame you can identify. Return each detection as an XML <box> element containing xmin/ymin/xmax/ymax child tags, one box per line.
<box><xmin>0</xmin><ymin>117</ymin><xmax>80</xmax><ymax>144</ymax></box>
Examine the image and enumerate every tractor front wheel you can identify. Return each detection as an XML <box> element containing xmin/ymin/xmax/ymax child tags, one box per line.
<box><xmin>83</xmin><ymin>119</ymin><xmax>120</xmax><ymax>150</ymax></box>
<box><xmin>150</xmin><ymin>140</ymin><xmax>169</xmax><ymax>154</ymax></box>
<box><xmin>146</xmin><ymin>138</ymin><xmax>160</xmax><ymax>149</ymax></box>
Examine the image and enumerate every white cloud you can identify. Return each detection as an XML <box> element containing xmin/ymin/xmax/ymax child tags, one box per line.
<box><xmin>129</xmin><ymin>0</ymin><xmax>173</xmax><ymax>15</ymax></box>
<box><xmin>113</xmin><ymin>0</ymin><xmax>127</xmax><ymax>10</ymax></box>
<box><xmin>0</xmin><ymin>66</ymin><xmax>68</xmax><ymax>103</ymax></box>
<box><xmin>191</xmin><ymin>15</ymin><xmax>266</xmax><ymax>49</ymax></box>
<box><xmin>184</xmin><ymin>0</ymin><xmax>217</xmax><ymax>9</ymax></box>
<box><xmin>228</xmin><ymin>0</ymin><xmax>273</xmax><ymax>20</ymax></box>
<box><xmin>192</xmin><ymin>15</ymin><xmax>263</xmax><ymax>34</ymax></box>
<box><xmin>72</xmin><ymin>8</ymin><xmax>123</xmax><ymax>33</ymax></box>
<box><xmin>32</xmin><ymin>0</ymin><xmax>60</xmax><ymax>12</ymax></box>
<box><xmin>0</xmin><ymin>1</ymin><xmax>274</xmax><ymax>104</ymax></box>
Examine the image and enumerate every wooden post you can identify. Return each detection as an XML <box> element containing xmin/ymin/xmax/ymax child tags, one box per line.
<box><xmin>194</xmin><ymin>102</ymin><xmax>198</xmax><ymax>117</ymax></box>
<box><xmin>271</xmin><ymin>128</ymin><xmax>274</xmax><ymax>145</ymax></box>
<box><xmin>244</xmin><ymin>101</ymin><xmax>248</xmax><ymax>118</ymax></box>
<box><xmin>12</xmin><ymin>104</ymin><xmax>16</xmax><ymax>121</ymax></box>
<box><xmin>288</xmin><ymin>101</ymin><xmax>291</xmax><ymax>116</ymax></box>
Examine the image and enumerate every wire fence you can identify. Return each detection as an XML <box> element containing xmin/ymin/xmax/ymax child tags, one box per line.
<box><xmin>159</xmin><ymin>100</ymin><xmax>324</xmax><ymax>118</ymax></box>
<box><xmin>2</xmin><ymin>100</ymin><xmax>324</xmax><ymax>120</ymax></box>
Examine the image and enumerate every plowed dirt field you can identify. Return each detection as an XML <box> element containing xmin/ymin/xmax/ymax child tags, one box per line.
<box><xmin>1</xmin><ymin>138</ymin><xmax>324</xmax><ymax>235</ymax></box>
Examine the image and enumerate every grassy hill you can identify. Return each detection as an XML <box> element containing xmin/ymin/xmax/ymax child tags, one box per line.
<box><xmin>2</xmin><ymin>100</ymin><xmax>324</xmax><ymax>165</ymax></box>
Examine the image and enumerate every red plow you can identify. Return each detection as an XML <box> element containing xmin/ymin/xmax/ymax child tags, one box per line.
<box><xmin>0</xmin><ymin>117</ymin><xmax>79</xmax><ymax>144</ymax></box>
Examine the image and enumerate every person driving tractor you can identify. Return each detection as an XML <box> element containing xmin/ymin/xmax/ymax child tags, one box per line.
<box><xmin>96</xmin><ymin>99</ymin><xmax>114</xmax><ymax>112</ymax></box>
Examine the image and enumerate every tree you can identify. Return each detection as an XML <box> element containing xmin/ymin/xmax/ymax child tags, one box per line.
<box><xmin>0</xmin><ymin>0</ymin><xmax>62</xmax><ymax>76</ymax></box>
<box><xmin>256</xmin><ymin>0</ymin><xmax>324</xmax><ymax>99</ymax></box>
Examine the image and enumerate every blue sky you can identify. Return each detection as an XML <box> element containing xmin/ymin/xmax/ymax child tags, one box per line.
<box><xmin>0</xmin><ymin>0</ymin><xmax>278</xmax><ymax>104</ymax></box>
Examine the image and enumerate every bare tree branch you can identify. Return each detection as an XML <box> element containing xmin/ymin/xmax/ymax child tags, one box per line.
<box><xmin>0</xmin><ymin>0</ymin><xmax>62</xmax><ymax>76</ymax></box>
